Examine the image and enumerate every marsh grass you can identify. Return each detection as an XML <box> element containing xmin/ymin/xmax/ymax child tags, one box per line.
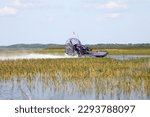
<box><xmin>0</xmin><ymin>48</ymin><xmax>150</xmax><ymax>55</ymax></box>
<box><xmin>0</xmin><ymin>58</ymin><xmax>149</xmax><ymax>79</ymax></box>
<box><xmin>0</xmin><ymin>57</ymin><xmax>150</xmax><ymax>99</ymax></box>
<box><xmin>0</xmin><ymin>47</ymin><xmax>150</xmax><ymax>99</ymax></box>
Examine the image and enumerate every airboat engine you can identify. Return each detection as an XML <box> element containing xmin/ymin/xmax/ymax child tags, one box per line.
<box><xmin>65</xmin><ymin>38</ymin><xmax>108</xmax><ymax>57</ymax></box>
<box><xmin>65</xmin><ymin>38</ymin><xmax>82</xmax><ymax>56</ymax></box>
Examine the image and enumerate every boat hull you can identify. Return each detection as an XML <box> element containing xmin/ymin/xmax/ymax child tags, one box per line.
<box><xmin>91</xmin><ymin>51</ymin><xmax>108</xmax><ymax>57</ymax></box>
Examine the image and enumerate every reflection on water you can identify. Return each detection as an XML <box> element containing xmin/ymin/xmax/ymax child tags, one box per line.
<box><xmin>0</xmin><ymin>75</ymin><xmax>149</xmax><ymax>100</ymax></box>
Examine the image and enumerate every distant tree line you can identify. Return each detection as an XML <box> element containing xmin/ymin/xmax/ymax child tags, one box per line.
<box><xmin>86</xmin><ymin>43</ymin><xmax>150</xmax><ymax>49</ymax></box>
<box><xmin>0</xmin><ymin>43</ymin><xmax>149</xmax><ymax>50</ymax></box>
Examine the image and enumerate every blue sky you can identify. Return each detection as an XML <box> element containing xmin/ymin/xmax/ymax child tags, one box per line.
<box><xmin>0</xmin><ymin>0</ymin><xmax>150</xmax><ymax>45</ymax></box>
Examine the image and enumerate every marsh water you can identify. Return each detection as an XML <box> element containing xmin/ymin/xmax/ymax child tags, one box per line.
<box><xmin>0</xmin><ymin>53</ymin><xmax>149</xmax><ymax>60</ymax></box>
<box><xmin>0</xmin><ymin>54</ymin><xmax>150</xmax><ymax>100</ymax></box>
<box><xmin>107</xmin><ymin>55</ymin><xmax>150</xmax><ymax>60</ymax></box>
<box><xmin>0</xmin><ymin>76</ymin><xmax>149</xmax><ymax>100</ymax></box>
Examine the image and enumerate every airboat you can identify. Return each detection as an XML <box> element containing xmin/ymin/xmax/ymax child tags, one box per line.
<box><xmin>65</xmin><ymin>38</ymin><xmax>108</xmax><ymax>57</ymax></box>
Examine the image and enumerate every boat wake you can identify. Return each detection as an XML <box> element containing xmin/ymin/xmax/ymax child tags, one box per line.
<box><xmin>0</xmin><ymin>53</ymin><xmax>78</xmax><ymax>60</ymax></box>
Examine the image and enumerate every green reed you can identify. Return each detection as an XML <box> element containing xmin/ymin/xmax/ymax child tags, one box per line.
<box><xmin>0</xmin><ymin>57</ymin><xmax>150</xmax><ymax>99</ymax></box>
<box><xmin>0</xmin><ymin>58</ymin><xmax>149</xmax><ymax>80</ymax></box>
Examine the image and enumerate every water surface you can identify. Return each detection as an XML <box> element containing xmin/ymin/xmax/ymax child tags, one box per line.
<box><xmin>0</xmin><ymin>76</ymin><xmax>149</xmax><ymax>100</ymax></box>
<box><xmin>0</xmin><ymin>53</ymin><xmax>149</xmax><ymax>60</ymax></box>
<box><xmin>107</xmin><ymin>55</ymin><xmax>150</xmax><ymax>60</ymax></box>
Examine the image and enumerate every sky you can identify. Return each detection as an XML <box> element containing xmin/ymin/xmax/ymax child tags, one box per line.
<box><xmin>0</xmin><ymin>0</ymin><xmax>150</xmax><ymax>45</ymax></box>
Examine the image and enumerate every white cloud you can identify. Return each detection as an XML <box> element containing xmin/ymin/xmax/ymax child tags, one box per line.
<box><xmin>83</xmin><ymin>1</ymin><xmax>128</xmax><ymax>11</ymax></box>
<box><xmin>96</xmin><ymin>1</ymin><xmax>127</xmax><ymax>10</ymax></box>
<box><xmin>95</xmin><ymin>12</ymin><xmax>121</xmax><ymax>21</ymax></box>
<box><xmin>83</xmin><ymin>1</ymin><xmax>127</xmax><ymax>20</ymax></box>
<box><xmin>0</xmin><ymin>6</ymin><xmax>17</xmax><ymax>16</ymax></box>
<box><xmin>0</xmin><ymin>0</ymin><xmax>35</xmax><ymax>16</ymax></box>
<box><xmin>12</xmin><ymin>0</ymin><xmax>34</xmax><ymax>8</ymax></box>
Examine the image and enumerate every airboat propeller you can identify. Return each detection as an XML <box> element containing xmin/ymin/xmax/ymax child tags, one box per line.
<box><xmin>65</xmin><ymin>37</ymin><xmax>108</xmax><ymax>57</ymax></box>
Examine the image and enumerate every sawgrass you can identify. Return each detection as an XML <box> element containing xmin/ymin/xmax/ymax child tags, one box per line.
<box><xmin>0</xmin><ymin>47</ymin><xmax>150</xmax><ymax>98</ymax></box>
<box><xmin>92</xmin><ymin>48</ymin><xmax>150</xmax><ymax>55</ymax></box>
<box><xmin>0</xmin><ymin>57</ymin><xmax>150</xmax><ymax>99</ymax></box>
<box><xmin>0</xmin><ymin>58</ymin><xmax>149</xmax><ymax>80</ymax></box>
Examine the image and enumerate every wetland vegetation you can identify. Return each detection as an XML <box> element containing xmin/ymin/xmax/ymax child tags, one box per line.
<box><xmin>0</xmin><ymin>47</ymin><xmax>150</xmax><ymax>55</ymax></box>
<box><xmin>0</xmin><ymin>47</ymin><xmax>150</xmax><ymax>99</ymax></box>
